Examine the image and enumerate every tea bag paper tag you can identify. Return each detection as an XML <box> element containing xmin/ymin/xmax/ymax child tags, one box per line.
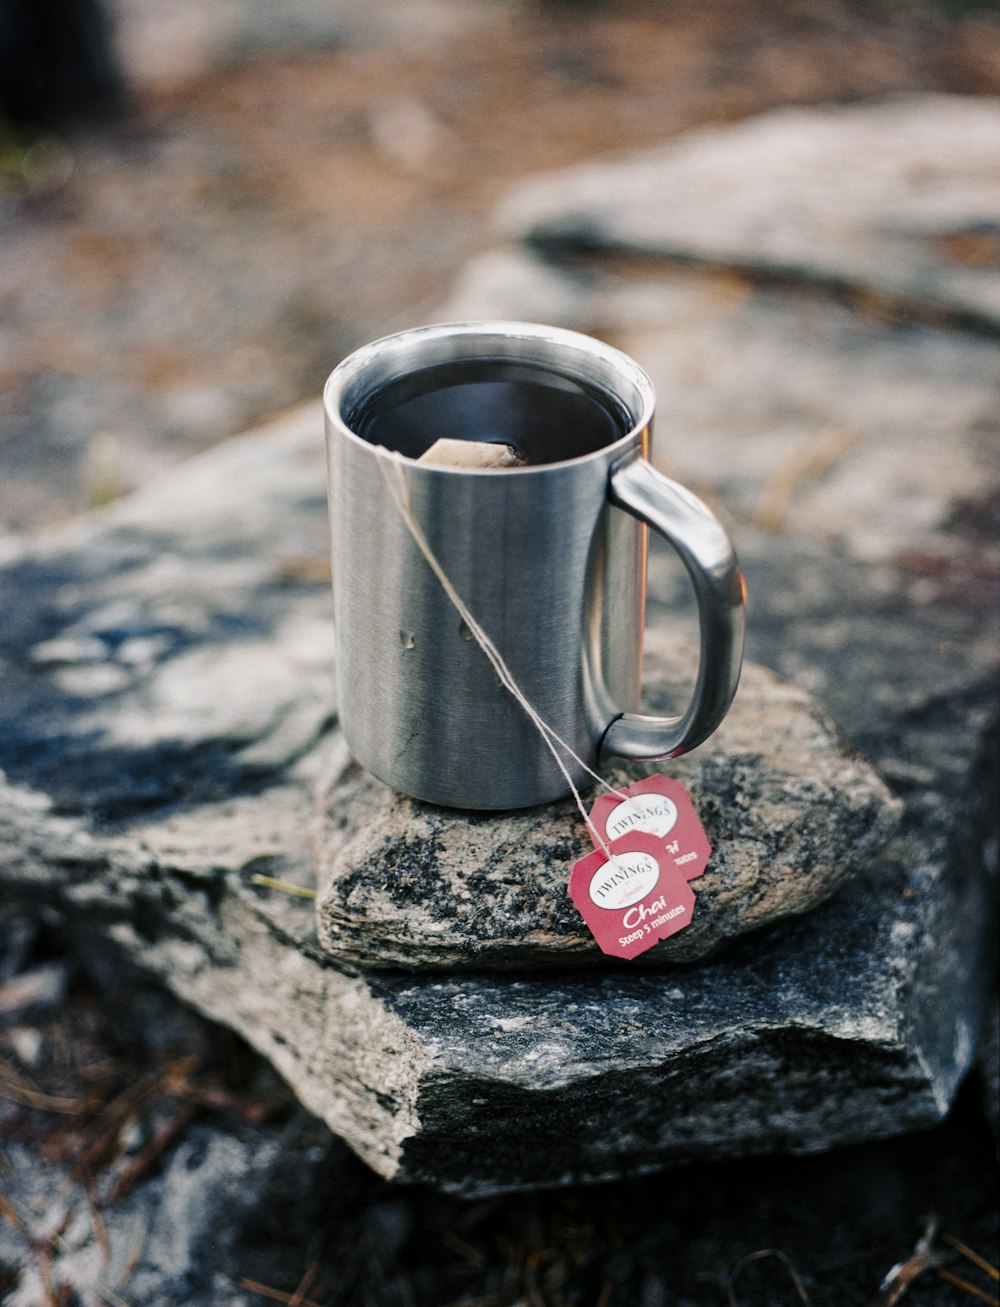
<box><xmin>588</xmin><ymin>775</ymin><xmax>711</xmax><ymax>881</ymax></box>
<box><xmin>569</xmin><ymin>831</ymin><xmax>695</xmax><ymax>960</ymax></box>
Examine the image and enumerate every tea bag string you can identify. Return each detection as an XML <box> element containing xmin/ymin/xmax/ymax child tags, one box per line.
<box><xmin>378</xmin><ymin>452</ymin><xmax>629</xmax><ymax>860</ymax></box>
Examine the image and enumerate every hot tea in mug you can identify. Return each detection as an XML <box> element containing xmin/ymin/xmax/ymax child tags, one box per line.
<box><xmin>324</xmin><ymin>321</ymin><xmax>745</xmax><ymax>810</ymax></box>
<box><xmin>350</xmin><ymin>359</ymin><xmax>632</xmax><ymax>464</ymax></box>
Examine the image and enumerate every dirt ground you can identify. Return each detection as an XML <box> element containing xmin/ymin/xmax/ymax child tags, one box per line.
<box><xmin>2</xmin><ymin>943</ymin><xmax>998</xmax><ymax>1307</ymax></box>
<box><xmin>2</xmin><ymin>0</ymin><xmax>1000</xmax><ymax>532</ymax></box>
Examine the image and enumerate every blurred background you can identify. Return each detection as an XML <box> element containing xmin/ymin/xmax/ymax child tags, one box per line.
<box><xmin>2</xmin><ymin>5</ymin><xmax>999</xmax><ymax>1306</ymax></box>
<box><xmin>2</xmin><ymin>0</ymin><xmax>999</xmax><ymax>534</ymax></box>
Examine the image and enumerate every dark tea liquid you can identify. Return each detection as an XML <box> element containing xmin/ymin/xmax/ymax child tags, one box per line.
<box><xmin>350</xmin><ymin>360</ymin><xmax>632</xmax><ymax>464</ymax></box>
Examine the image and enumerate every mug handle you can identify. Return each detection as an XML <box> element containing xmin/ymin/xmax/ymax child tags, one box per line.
<box><xmin>600</xmin><ymin>452</ymin><xmax>746</xmax><ymax>761</ymax></box>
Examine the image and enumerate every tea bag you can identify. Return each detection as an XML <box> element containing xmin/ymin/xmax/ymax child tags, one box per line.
<box><xmin>417</xmin><ymin>439</ymin><xmax>524</xmax><ymax>469</ymax></box>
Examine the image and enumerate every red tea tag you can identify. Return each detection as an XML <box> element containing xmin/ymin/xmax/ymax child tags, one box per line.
<box><xmin>568</xmin><ymin>831</ymin><xmax>696</xmax><ymax>960</ymax></box>
<box><xmin>589</xmin><ymin>775</ymin><xmax>711</xmax><ymax>881</ymax></box>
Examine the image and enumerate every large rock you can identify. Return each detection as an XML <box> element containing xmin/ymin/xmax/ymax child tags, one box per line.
<box><xmin>443</xmin><ymin>266</ymin><xmax>1000</xmax><ymax>574</ymax></box>
<box><xmin>472</xmin><ymin>97</ymin><xmax>1000</xmax><ymax>572</ymax></box>
<box><xmin>0</xmin><ymin>409</ymin><xmax>995</xmax><ymax>1195</ymax></box>
<box><xmin>499</xmin><ymin>95</ymin><xmax>1000</xmax><ymax>331</ymax></box>
<box><xmin>1</xmin><ymin>96</ymin><xmax>997</xmax><ymax>1194</ymax></box>
<box><xmin>314</xmin><ymin>639</ymin><xmax>900</xmax><ymax>970</ymax></box>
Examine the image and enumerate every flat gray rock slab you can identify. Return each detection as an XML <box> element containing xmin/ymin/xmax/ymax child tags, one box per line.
<box><xmin>314</xmin><ymin>641</ymin><xmax>900</xmax><ymax>970</ymax></box>
<box><xmin>0</xmin><ymin>413</ymin><xmax>995</xmax><ymax>1195</ymax></box>
<box><xmin>499</xmin><ymin>95</ymin><xmax>1000</xmax><ymax>331</ymax></box>
<box><xmin>1</xmin><ymin>95</ymin><xmax>997</xmax><ymax>1193</ymax></box>
<box><xmin>444</xmin><ymin>245</ymin><xmax>1000</xmax><ymax>569</ymax></box>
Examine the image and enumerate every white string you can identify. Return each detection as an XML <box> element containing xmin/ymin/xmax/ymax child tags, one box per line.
<box><xmin>378</xmin><ymin>451</ymin><xmax>630</xmax><ymax>861</ymax></box>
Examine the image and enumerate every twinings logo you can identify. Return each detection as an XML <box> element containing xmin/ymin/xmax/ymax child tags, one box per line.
<box><xmin>605</xmin><ymin>793</ymin><xmax>678</xmax><ymax>842</ymax></box>
<box><xmin>588</xmin><ymin>850</ymin><xmax>660</xmax><ymax>911</ymax></box>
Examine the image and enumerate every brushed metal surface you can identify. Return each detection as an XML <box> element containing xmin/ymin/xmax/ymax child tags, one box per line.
<box><xmin>602</xmin><ymin>456</ymin><xmax>746</xmax><ymax>762</ymax></box>
<box><xmin>324</xmin><ymin>321</ymin><xmax>744</xmax><ymax>809</ymax></box>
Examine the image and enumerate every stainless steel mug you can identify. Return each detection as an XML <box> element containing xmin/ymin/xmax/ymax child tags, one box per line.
<box><xmin>323</xmin><ymin>321</ymin><xmax>744</xmax><ymax>810</ymax></box>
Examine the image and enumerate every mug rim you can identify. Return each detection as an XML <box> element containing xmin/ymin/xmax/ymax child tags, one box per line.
<box><xmin>323</xmin><ymin>320</ymin><xmax>656</xmax><ymax>475</ymax></box>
